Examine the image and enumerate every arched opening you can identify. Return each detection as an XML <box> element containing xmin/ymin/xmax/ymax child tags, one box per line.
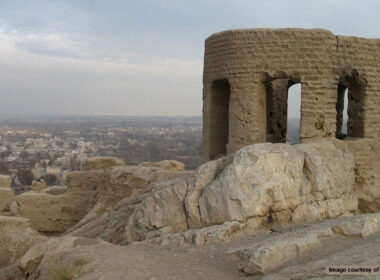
<box><xmin>336</xmin><ymin>73</ymin><xmax>366</xmax><ymax>139</ymax></box>
<box><xmin>287</xmin><ymin>83</ymin><xmax>301</xmax><ymax>143</ymax></box>
<box><xmin>209</xmin><ymin>79</ymin><xmax>230</xmax><ymax>160</ymax></box>
<box><xmin>343</xmin><ymin>89</ymin><xmax>348</xmax><ymax>134</ymax></box>
<box><xmin>266</xmin><ymin>79</ymin><xmax>301</xmax><ymax>143</ymax></box>
<box><xmin>336</xmin><ymin>86</ymin><xmax>348</xmax><ymax>137</ymax></box>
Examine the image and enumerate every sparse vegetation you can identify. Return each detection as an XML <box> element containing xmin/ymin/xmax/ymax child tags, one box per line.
<box><xmin>40</xmin><ymin>173</ymin><xmax>57</xmax><ymax>186</ymax></box>
<box><xmin>73</xmin><ymin>258</ymin><xmax>88</xmax><ymax>267</ymax></box>
<box><xmin>40</xmin><ymin>258</ymin><xmax>87</xmax><ymax>280</ymax></box>
<box><xmin>16</xmin><ymin>168</ymin><xmax>34</xmax><ymax>185</ymax></box>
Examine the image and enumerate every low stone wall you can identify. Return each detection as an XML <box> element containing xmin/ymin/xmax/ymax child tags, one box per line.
<box><xmin>0</xmin><ymin>175</ymin><xmax>14</xmax><ymax>211</ymax></box>
<box><xmin>15</xmin><ymin>159</ymin><xmax>191</xmax><ymax>233</ymax></box>
<box><xmin>16</xmin><ymin>170</ymin><xmax>103</xmax><ymax>232</ymax></box>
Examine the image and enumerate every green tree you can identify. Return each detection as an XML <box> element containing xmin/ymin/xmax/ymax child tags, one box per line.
<box><xmin>0</xmin><ymin>160</ymin><xmax>10</xmax><ymax>174</ymax></box>
<box><xmin>40</xmin><ymin>173</ymin><xmax>57</xmax><ymax>186</ymax></box>
<box><xmin>17</xmin><ymin>168</ymin><xmax>34</xmax><ymax>185</ymax></box>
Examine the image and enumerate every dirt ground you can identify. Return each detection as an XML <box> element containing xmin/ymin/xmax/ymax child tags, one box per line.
<box><xmin>40</xmin><ymin>227</ymin><xmax>379</xmax><ymax>280</ymax></box>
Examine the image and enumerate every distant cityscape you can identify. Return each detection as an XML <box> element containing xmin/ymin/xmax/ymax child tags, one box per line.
<box><xmin>0</xmin><ymin>115</ymin><xmax>202</xmax><ymax>193</ymax></box>
<box><xmin>0</xmin><ymin>114</ymin><xmax>306</xmax><ymax>193</ymax></box>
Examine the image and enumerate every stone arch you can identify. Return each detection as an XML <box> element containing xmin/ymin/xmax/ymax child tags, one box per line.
<box><xmin>266</xmin><ymin>77</ymin><xmax>301</xmax><ymax>143</ymax></box>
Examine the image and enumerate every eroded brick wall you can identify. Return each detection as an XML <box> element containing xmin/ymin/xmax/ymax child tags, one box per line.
<box><xmin>202</xmin><ymin>28</ymin><xmax>380</xmax><ymax>162</ymax></box>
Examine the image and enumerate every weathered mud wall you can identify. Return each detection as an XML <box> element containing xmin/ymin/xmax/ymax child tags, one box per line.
<box><xmin>202</xmin><ymin>28</ymin><xmax>380</xmax><ymax>161</ymax></box>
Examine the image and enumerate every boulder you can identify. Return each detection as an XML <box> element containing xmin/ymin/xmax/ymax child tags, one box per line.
<box><xmin>85</xmin><ymin>157</ymin><xmax>125</xmax><ymax>171</ymax></box>
<box><xmin>198</xmin><ymin>143</ymin><xmax>305</xmax><ymax>226</ymax></box>
<box><xmin>238</xmin><ymin>232</ymin><xmax>322</xmax><ymax>275</ymax></box>
<box><xmin>184</xmin><ymin>156</ymin><xmax>229</xmax><ymax>229</ymax></box>
<box><xmin>296</xmin><ymin>140</ymin><xmax>355</xmax><ymax>203</ymax></box>
<box><xmin>117</xmin><ymin>176</ymin><xmax>192</xmax><ymax>243</ymax></box>
<box><xmin>262</xmin><ymin>239</ymin><xmax>380</xmax><ymax>280</ymax></box>
<box><xmin>198</xmin><ymin>141</ymin><xmax>356</xmax><ymax>228</ymax></box>
<box><xmin>0</xmin><ymin>174</ymin><xmax>12</xmax><ymax>188</ymax></box>
<box><xmin>236</xmin><ymin>213</ymin><xmax>380</xmax><ymax>275</ymax></box>
<box><xmin>139</xmin><ymin>160</ymin><xmax>186</xmax><ymax>171</ymax></box>
<box><xmin>330</xmin><ymin>213</ymin><xmax>380</xmax><ymax>237</ymax></box>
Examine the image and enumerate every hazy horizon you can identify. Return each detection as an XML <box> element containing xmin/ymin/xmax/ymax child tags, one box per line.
<box><xmin>1</xmin><ymin>0</ymin><xmax>379</xmax><ymax>116</ymax></box>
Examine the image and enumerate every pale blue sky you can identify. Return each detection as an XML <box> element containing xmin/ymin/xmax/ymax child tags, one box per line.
<box><xmin>0</xmin><ymin>0</ymin><xmax>379</xmax><ymax>115</ymax></box>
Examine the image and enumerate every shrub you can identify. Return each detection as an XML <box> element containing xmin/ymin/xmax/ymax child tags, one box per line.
<box><xmin>40</xmin><ymin>259</ymin><xmax>87</xmax><ymax>280</ymax></box>
<box><xmin>39</xmin><ymin>173</ymin><xmax>57</xmax><ymax>186</ymax></box>
<box><xmin>17</xmin><ymin>168</ymin><xmax>34</xmax><ymax>186</ymax></box>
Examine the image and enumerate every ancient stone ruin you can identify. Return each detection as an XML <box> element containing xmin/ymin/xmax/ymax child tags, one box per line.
<box><xmin>1</xmin><ymin>28</ymin><xmax>380</xmax><ymax>279</ymax></box>
<box><xmin>202</xmin><ymin>28</ymin><xmax>380</xmax><ymax>161</ymax></box>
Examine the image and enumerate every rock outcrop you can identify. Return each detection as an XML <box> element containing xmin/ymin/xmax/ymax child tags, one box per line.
<box><xmin>15</xmin><ymin>158</ymin><xmax>191</xmax><ymax>233</ymax></box>
<box><xmin>234</xmin><ymin>213</ymin><xmax>380</xmax><ymax>275</ymax></box>
<box><xmin>3</xmin><ymin>213</ymin><xmax>379</xmax><ymax>280</ymax></box>
<box><xmin>68</xmin><ymin>140</ymin><xmax>357</xmax><ymax>245</ymax></box>
<box><xmin>67</xmin><ymin>165</ymin><xmax>193</xmax><ymax>237</ymax></box>
<box><xmin>1</xmin><ymin>142</ymin><xmax>380</xmax><ymax>279</ymax></box>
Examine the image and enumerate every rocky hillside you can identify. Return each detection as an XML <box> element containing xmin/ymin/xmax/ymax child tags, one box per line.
<box><xmin>1</xmin><ymin>140</ymin><xmax>379</xmax><ymax>279</ymax></box>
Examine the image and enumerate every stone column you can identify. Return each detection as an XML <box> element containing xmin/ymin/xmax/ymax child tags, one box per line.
<box><xmin>267</xmin><ymin>79</ymin><xmax>289</xmax><ymax>143</ymax></box>
<box><xmin>227</xmin><ymin>75</ymin><xmax>267</xmax><ymax>154</ymax></box>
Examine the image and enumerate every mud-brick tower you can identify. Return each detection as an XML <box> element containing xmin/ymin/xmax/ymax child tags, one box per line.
<box><xmin>202</xmin><ymin>28</ymin><xmax>380</xmax><ymax>162</ymax></box>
